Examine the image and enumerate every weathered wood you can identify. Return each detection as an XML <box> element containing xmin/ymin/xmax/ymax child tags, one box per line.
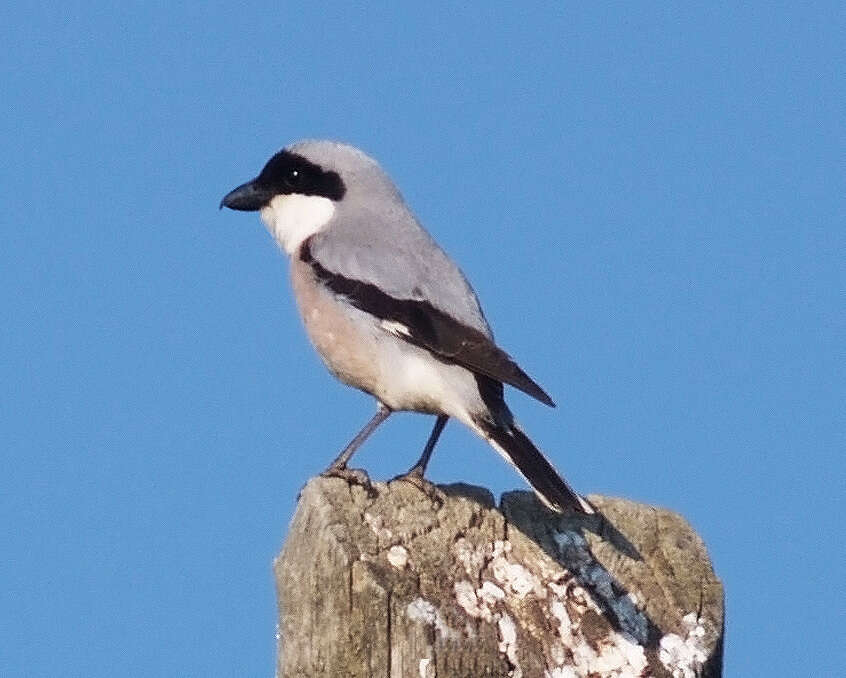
<box><xmin>275</xmin><ymin>476</ymin><xmax>723</xmax><ymax>677</ymax></box>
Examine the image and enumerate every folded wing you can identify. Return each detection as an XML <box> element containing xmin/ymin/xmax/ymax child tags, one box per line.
<box><xmin>300</xmin><ymin>239</ymin><xmax>555</xmax><ymax>407</ymax></box>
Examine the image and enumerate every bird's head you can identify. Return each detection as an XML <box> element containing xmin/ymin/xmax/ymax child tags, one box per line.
<box><xmin>220</xmin><ymin>140</ymin><xmax>398</xmax><ymax>254</ymax></box>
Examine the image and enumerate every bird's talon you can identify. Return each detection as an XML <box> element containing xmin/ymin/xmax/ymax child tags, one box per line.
<box><xmin>390</xmin><ymin>472</ymin><xmax>444</xmax><ymax>507</ymax></box>
<box><xmin>321</xmin><ymin>466</ymin><xmax>377</xmax><ymax>496</ymax></box>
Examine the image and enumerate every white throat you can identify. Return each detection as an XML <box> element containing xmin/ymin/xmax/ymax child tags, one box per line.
<box><xmin>260</xmin><ymin>194</ymin><xmax>336</xmax><ymax>254</ymax></box>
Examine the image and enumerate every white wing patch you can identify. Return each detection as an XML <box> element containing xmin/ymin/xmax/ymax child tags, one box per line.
<box><xmin>381</xmin><ymin>320</ymin><xmax>412</xmax><ymax>338</ymax></box>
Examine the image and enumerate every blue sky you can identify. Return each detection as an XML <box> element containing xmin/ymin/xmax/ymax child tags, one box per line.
<box><xmin>2</xmin><ymin>3</ymin><xmax>843</xmax><ymax>676</ymax></box>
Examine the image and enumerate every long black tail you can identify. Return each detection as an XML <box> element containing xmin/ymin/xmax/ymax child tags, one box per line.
<box><xmin>480</xmin><ymin>421</ymin><xmax>594</xmax><ymax>514</ymax></box>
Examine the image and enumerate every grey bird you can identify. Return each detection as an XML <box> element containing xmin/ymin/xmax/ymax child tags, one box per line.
<box><xmin>221</xmin><ymin>140</ymin><xmax>593</xmax><ymax>514</ymax></box>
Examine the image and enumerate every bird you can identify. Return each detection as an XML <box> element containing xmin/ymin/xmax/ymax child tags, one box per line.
<box><xmin>220</xmin><ymin>140</ymin><xmax>594</xmax><ymax>514</ymax></box>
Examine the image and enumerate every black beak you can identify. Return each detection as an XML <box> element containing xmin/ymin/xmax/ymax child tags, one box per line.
<box><xmin>219</xmin><ymin>179</ymin><xmax>273</xmax><ymax>211</ymax></box>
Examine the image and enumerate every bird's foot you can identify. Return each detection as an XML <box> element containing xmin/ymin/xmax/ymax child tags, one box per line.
<box><xmin>321</xmin><ymin>465</ymin><xmax>377</xmax><ymax>497</ymax></box>
<box><xmin>390</xmin><ymin>469</ymin><xmax>444</xmax><ymax>507</ymax></box>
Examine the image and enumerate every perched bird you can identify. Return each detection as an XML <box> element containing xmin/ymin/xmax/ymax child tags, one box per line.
<box><xmin>221</xmin><ymin>140</ymin><xmax>593</xmax><ymax>514</ymax></box>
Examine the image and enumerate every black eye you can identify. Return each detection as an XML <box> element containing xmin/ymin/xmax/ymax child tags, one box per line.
<box><xmin>284</xmin><ymin>167</ymin><xmax>302</xmax><ymax>188</ymax></box>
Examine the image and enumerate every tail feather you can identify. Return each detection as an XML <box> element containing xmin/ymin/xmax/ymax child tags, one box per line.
<box><xmin>481</xmin><ymin>422</ymin><xmax>594</xmax><ymax>514</ymax></box>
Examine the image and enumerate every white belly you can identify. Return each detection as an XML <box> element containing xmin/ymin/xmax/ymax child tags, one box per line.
<box><xmin>368</xmin><ymin>338</ymin><xmax>481</xmax><ymax>418</ymax></box>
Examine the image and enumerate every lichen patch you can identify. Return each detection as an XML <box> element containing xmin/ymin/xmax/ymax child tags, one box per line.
<box><xmin>659</xmin><ymin>612</ymin><xmax>709</xmax><ymax>678</ymax></box>
<box><xmin>387</xmin><ymin>544</ymin><xmax>409</xmax><ymax>569</ymax></box>
<box><xmin>405</xmin><ymin>597</ymin><xmax>459</xmax><ymax>641</ymax></box>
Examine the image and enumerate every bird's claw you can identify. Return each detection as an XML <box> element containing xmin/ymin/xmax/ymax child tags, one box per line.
<box><xmin>321</xmin><ymin>466</ymin><xmax>377</xmax><ymax>497</ymax></box>
<box><xmin>390</xmin><ymin>471</ymin><xmax>444</xmax><ymax>508</ymax></box>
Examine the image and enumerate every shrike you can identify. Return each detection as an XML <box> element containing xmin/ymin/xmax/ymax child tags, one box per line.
<box><xmin>221</xmin><ymin>140</ymin><xmax>593</xmax><ymax>514</ymax></box>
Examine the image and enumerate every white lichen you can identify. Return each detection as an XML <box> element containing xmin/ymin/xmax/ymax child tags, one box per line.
<box><xmin>566</xmin><ymin>627</ymin><xmax>647</xmax><ymax>677</ymax></box>
<box><xmin>453</xmin><ymin>580</ymin><xmax>482</xmax><ymax>617</ymax></box>
<box><xmin>659</xmin><ymin>612</ymin><xmax>709</xmax><ymax>678</ymax></box>
<box><xmin>497</xmin><ymin>613</ymin><xmax>522</xmax><ymax>677</ymax></box>
<box><xmin>453</xmin><ymin>536</ymin><xmax>486</xmax><ymax>576</ymax></box>
<box><xmin>545</xmin><ymin>667</ymin><xmax>578</xmax><ymax>678</ymax></box>
<box><xmin>454</xmin><ymin>579</ymin><xmax>499</xmax><ymax>623</ymax></box>
<box><xmin>448</xmin><ymin>530</ymin><xmax>659</xmax><ymax>677</ymax></box>
<box><xmin>386</xmin><ymin>545</ymin><xmax>409</xmax><ymax>569</ymax></box>
<box><xmin>363</xmin><ymin>512</ymin><xmax>393</xmax><ymax>542</ymax></box>
<box><xmin>489</xmin><ymin>540</ymin><xmax>542</xmax><ymax>599</ymax></box>
<box><xmin>406</xmin><ymin>597</ymin><xmax>459</xmax><ymax>640</ymax></box>
<box><xmin>552</xmin><ymin>529</ymin><xmax>650</xmax><ymax>645</ymax></box>
<box><xmin>544</xmin><ymin>557</ymin><xmax>648</xmax><ymax>676</ymax></box>
<box><xmin>478</xmin><ymin>580</ymin><xmax>505</xmax><ymax>605</ymax></box>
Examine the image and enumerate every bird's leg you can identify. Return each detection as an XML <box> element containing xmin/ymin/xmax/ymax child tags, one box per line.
<box><xmin>405</xmin><ymin>415</ymin><xmax>448</xmax><ymax>478</ymax></box>
<box><xmin>391</xmin><ymin>415</ymin><xmax>448</xmax><ymax>505</ymax></box>
<box><xmin>322</xmin><ymin>403</ymin><xmax>392</xmax><ymax>489</ymax></box>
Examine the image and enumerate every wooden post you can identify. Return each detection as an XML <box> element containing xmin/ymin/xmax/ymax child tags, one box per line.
<box><xmin>275</xmin><ymin>476</ymin><xmax>723</xmax><ymax>677</ymax></box>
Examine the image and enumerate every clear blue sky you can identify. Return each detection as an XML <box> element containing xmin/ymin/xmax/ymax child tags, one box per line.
<box><xmin>2</xmin><ymin>4</ymin><xmax>843</xmax><ymax>676</ymax></box>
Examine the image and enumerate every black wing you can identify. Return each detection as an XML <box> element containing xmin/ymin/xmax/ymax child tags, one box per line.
<box><xmin>300</xmin><ymin>240</ymin><xmax>555</xmax><ymax>407</ymax></box>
